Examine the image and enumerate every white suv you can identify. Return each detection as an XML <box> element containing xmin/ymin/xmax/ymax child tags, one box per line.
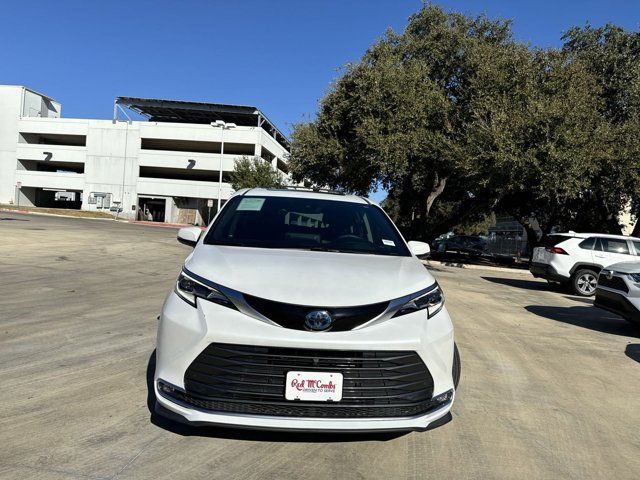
<box><xmin>530</xmin><ymin>232</ymin><xmax>640</xmax><ymax>296</ymax></box>
<box><xmin>594</xmin><ymin>262</ymin><xmax>640</xmax><ymax>325</ymax></box>
<box><xmin>154</xmin><ymin>188</ymin><xmax>460</xmax><ymax>432</ymax></box>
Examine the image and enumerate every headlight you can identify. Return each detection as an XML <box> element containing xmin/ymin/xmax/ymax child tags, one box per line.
<box><xmin>175</xmin><ymin>272</ymin><xmax>236</xmax><ymax>309</ymax></box>
<box><xmin>628</xmin><ymin>273</ymin><xmax>640</xmax><ymax>283</ymax></box>
<box><xmin>393</xmin><ymin>285</ymin><xmax>445</xmax><ymax>318</ymax></box>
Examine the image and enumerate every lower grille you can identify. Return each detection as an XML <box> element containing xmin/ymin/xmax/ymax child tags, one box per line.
<box><xmin>162</xmin><ymin>389</ymin><xmax>442</xmax><ymax>418</ymax></box>
<box><xmin>598</xmin><ymin>275</ymin><xmax>629</xmax><ymax>293</ymax></box>
<box><xmin>176</xmin><ymin>343</ymin><xmax>435</xmax><ymax>418</ymax></box>
<box><xmin>595</xmin><ymin>291</ymin><xmax>622</xmax><ymax>312</ymax></box>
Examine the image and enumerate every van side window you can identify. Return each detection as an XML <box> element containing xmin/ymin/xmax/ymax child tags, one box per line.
<box><xmin>579</xmin><ymin>237</ymin><xmax>596</xmax><ymax>250</ymax></box>
<box><xmin>600</xmin><ymin>238</ymin><xmax>630</xmax><ymax>254</ymax></box>
<box><xmin>633</xmin><ymin>241</ymin><xmax>640</xmax><ymax>255</ymax></box>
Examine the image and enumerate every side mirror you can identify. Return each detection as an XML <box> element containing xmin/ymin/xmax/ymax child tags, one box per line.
<box><xmin>408</xmin><ymin>240</ymin><xmax>430</xmax><ymax>257</ymax></box>
<box><xmin>177</xmin><ymin>226</ymin><xmax>202</xmax><ymax>247</ymax></box>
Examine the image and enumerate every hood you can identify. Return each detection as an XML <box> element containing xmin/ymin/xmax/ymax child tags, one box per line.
<box><xmin>185</xmin><ymin>245</ymin><xmax>434</xmax><ymax>306</ymax></box>
<box><xmin>605</xmin><ymin>262</ymin><xmax>640</xmax><ymax>274</ymax></box>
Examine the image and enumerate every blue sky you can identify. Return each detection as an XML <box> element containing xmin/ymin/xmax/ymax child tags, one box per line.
<box><xmin>2</xmin><ymin>0</ymin><xmax>639</xmax><ymax>201</ymax></box>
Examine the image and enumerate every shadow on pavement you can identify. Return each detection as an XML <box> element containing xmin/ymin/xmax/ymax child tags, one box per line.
<box><xmin>482</xmin><ymin>276</ymin><xmax>549</xmax><ymax>291</ymax></box>
<box><xmin>625</xmin><ymin>344</ymin><xmax>640</xmax><ymax>364</ymax></box>
<box><xmin>430</xmin><ymin>252</ymin><xmax>527</xmax><ymax>269</ymax></box>
<box><xmin>0</xmin><ymin>217</ymin><xmax>29</xmax><ymax>221</ymax></box>
<box><xmin>525</xmin><ymin>305</ymin><xmax>639</xmax><ymax>338</ymax></box>
<box><xmin>145</xmin><ymin>350</ymin><xmax>415</xmax><ymax>442</ymax></box>
<box><xmin>562</xmin><ymin>296</ymin><xmax>593</xmax><ymax>305</ymax></box>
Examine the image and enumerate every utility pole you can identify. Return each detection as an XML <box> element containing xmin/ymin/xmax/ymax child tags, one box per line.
<box><xmin>211</xmin><ymin>121</ymin><xmax>236</xmax><ymax>212</ymax></box>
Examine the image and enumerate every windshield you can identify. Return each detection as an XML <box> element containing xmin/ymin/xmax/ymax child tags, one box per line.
<box><xmin>204</xmin><ymin>195</ymin><xmax>411</xmax><ymax>256</ymax></box>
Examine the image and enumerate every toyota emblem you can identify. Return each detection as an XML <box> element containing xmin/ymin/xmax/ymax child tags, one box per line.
<box><xmin>304</xmin><ymin>310</ymin><xmax>333</xmax><ymax>331</ymax></box>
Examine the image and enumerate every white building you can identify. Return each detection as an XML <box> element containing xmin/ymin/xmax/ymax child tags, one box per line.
<box><xmin>0</xmin><ymin>85</ymin><xmax>290</xmax><ymax>224</ymax></box>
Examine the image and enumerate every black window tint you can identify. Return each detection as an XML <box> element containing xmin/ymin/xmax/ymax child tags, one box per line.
<box><xmin>205</xmin><ymin>196</ymin><xmax>411</xmax><ymax>256</ymax></box>
<box><xmin>579</xmin><ymin>237</ymin><xmax>596</xmax><ymax>250</ymax></box>
<box><xmin>541</xmin><ymin>235</ymin><xmax>572</xmax><ymax>248</ymax></box>
<box><xmin>594</xmin><ymin>238</ymin><xmax>603</xmax><ymax>251</ymax></box>
<box><xmin>600</xmin><ymin>238</ymin><xmax>630</xmax><ymax>254</ymax></box>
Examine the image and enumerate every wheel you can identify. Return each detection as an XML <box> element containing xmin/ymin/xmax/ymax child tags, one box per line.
<box><xmin>452</xmin><ymin>343</ymin><xmax>461</xmax><ymax>389</ymax></box>
<box><xmin>572</xmin><ymin>268</ymin><xmax>598</xmax><ymax>296</ymax></box>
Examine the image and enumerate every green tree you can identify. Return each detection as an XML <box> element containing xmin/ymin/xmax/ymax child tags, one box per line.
<box><xmin>229</xmin><ymin>156</ymin><xmax>285</xmax><ymax>190</ymax></box>
<box><xmin>562</xmin><ymin>24</ymin><xmax>640</xmax><ymax>234</ymax></box>
<box><xmin>562</xmin><ymin>24</ymin><xmax>640</xmax><ymax>123</ymax></box>
<box><xmin>467</xmin><ymin>48</ymin><xmax>612</xmax><ymax>235</ymax></box>
<box><xmin>291</xmin><ymin>4</ymin><xmax>640</xmax><ymax>241</ymax></box>
<box><xmin>290</xmin><ymin>5</ymin><xmax>529</xmax><ymax>239</ymax></box>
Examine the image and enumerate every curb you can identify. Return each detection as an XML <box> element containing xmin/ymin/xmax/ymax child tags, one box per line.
<box><xmin>127</xmin><ymin>220</ymin><xmax>189</xmax><ymax>229</ymax></box>
<box><xmin>0</xmin><ymin>208</ymin><xmax>117</xmax><ymax>222</ymax></box>
<box><xmin>127</xmin><ymin>221</ymin><xmax>206</xmax><ymax>231</ymax></box>
<box><xmin>423</xmin><ymin>259</ymin><xmax>532</xmax><ymax>275</ymax></box>
<box><xmin>1</xmin><ymin>208</ymin><xmax>206</xmax><ymax>230</ymax></box>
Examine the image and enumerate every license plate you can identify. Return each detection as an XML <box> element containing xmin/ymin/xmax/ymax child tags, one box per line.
<box><xmin>285</xmin><ymin>371</ymin><xmax>343</xmax><ymax>401</ymax></box>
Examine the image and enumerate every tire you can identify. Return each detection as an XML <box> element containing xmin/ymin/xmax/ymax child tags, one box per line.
<box><xmin>572</xmin><ymin>268</ymin><xmax>598</xmax><ymax>296</ymax></box>
<box><xmin>452</xmin><ymin>343</ymin><xmax>461</xmax><ymax>389</ymax></box>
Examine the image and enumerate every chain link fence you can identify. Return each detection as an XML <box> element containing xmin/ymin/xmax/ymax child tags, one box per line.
<box><xmin>485</xmin><ymin>236</ymin><xmax>529</xmax><ymax>259</ymax></box>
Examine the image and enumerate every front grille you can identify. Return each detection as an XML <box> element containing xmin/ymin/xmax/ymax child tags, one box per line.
<box><xmin>598</xmin><ymin>274</ymin><xmax>629</xmax><ymax>293</ymax></box>
<box><xmin>176</xmin><ymin>343</ymin><xmax>435</xmax><ymax>418</ymax></box>
<box><xmin>243</xmin><ymin>295</ymin><xmax>388</xmax><ymax>331</ymax></box>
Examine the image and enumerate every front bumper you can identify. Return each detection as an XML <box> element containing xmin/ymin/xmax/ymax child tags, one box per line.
<box><xmin>154</xmin><ymin>290</ymin><xmax>456</xmax><ymax>431</ymax></box>
<box><xmin>153</xmin><ymin>399</ymin><xmax>453</xmax><ymax>433</ymax></box>
<box><xmin>594</xmin><ymin>287</ymin><xmax>640</xmax><ymax>324</ymax></box>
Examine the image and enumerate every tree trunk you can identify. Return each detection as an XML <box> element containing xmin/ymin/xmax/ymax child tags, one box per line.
<box><xmin>425</xmin><ymin>175</ymin><xmax>447</xmax><ymax>217</ymax></box>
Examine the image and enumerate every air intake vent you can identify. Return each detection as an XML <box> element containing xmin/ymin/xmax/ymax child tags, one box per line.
<box><xmin>169</xmin><ymin>343</ymin><xmax>437</xmax><ymax>418</ymax></box>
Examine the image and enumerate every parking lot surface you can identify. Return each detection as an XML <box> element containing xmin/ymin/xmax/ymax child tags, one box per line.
<box><xmin>1</xmin><ymin>212</ymin><xmax>639</xmax><ymax>480</ymax></box>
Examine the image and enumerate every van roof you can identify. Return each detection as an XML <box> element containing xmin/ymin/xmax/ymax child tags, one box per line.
<box><xmin>232</xmin><ymin>187</ymin><xmax>371</xmax><ymax>205</ymax></box>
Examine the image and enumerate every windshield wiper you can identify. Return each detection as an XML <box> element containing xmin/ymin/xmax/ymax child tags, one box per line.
<box><xmin>210</xmin><ymin>243</ymin><xmax>377</xmax><ymax>254</ymax></box>
<box><xmin>211</xmin><ymin>241</ymin><xmax>246</xmax><ymax>247</ymax></box>
<box><xmin>276</xmin><ymin>246</ymin><xmax>343</xmax><ymax>253</ymax></box>
<box><xmin>308</xmin><ymin>246</ymin><xmax>342</xmax><ymax>253</ymax></box>
<box><xmin>308</xmin><ymin>246</ymin><xmax>375</xmax><ymax>254</ymax></box>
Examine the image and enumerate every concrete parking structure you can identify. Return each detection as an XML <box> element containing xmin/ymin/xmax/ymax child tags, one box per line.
<box><xmin>0</xmin><ymin>85</ymin><xmax>290</xmax><ymax>225</ymax></box>
<box><xmin>1</xmin><ymin>212</ymin><xmax>639</xmax><ymax>479</ymax></box>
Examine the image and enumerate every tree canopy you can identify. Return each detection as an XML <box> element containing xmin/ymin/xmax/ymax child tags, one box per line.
<box><xmin>289</xmin><ymin>4</ymin><xmax>640</xmax><ymax>241</ymax></box>
<box><xmin>229</xmin><ymin>156</ymin><xmax>285</xmax><ymax>191</ymax></box>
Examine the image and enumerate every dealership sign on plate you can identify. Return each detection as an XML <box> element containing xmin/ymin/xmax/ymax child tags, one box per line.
<box><xmin>285</xmin><ymin>371</ymin><xmax>343</xmax><ymax>401</ymax></box>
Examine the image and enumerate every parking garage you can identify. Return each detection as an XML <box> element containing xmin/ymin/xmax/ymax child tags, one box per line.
<box><xmin>0</xmin><ymin>85</ymin><xmax>291</xmax><ymax>224</ymax></box>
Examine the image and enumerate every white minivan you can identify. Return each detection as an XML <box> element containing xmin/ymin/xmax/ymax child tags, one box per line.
<box><xmin>154</xmin><ymin>188</ymin><xmax>460</xmax><ymax>432</ymax></box>
<box><xmin>530</xmin><ymin>232</ymin><xmax>640</xmax><ymax>296</ymax></box>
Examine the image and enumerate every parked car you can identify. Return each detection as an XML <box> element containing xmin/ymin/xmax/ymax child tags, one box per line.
<box><xmin>530</xmin><ymin>232</ymin><xmax>640</xmax><ymax>296</ymax></box>
<box><xmin>154</xmin><ymin>188</ymin><xmax>460</xmax><ymax>432</ymax></box>
<box><xmin>594</xmin><ymin>262</ymin><xmax>640</xmax><ymax>325</ymax></box>
<box><xmin>433</xmin><ymin>235</ymin><xmax>487</xmax><ymax>257</ymax></box>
